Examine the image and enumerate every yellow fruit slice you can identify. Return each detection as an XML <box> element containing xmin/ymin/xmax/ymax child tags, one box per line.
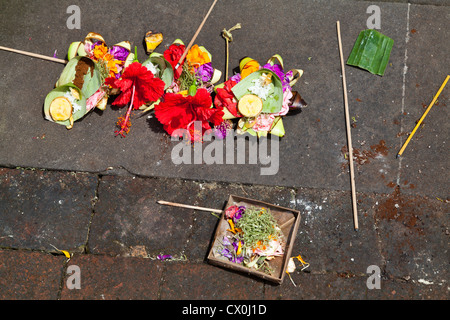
<box><xmin>238</xmin><ymin>94</ymin><xmax>263</xmax><ymax>117</ymax></box>
<box><xmin>49</xmin><ymin>97</ymin><xmax>73</xmax><ymax>121</ymax></box>
<box><xmin>145</xmin><ymin>31</ymin><xmax>163</xmax><ymax>54</ymax></box>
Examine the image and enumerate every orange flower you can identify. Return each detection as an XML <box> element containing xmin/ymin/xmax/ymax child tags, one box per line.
<box><xmin>104</xmin><ymin>53</ymin><xmax>114</xmax><ymax>61</ymax></box>
<box><xmin>93</xmin><ymin>43</ymin><xmax>108</xmax><ymax>60</ymax></box>
<box><xmin>240</xmin><ymin>59</ymin><xmax>260</xmax><ymax>79</ymax></box>
<box><xmin>186</xmin><ymin>44</ymin><xmax>211</xmax><ymax>68</ymax></box>
<box><xmin>107</xmin><ymin>59</ymin><xmax>120</xmax><ymax>77</ymax></box>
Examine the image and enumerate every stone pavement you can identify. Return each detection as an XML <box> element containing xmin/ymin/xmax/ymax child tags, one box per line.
<box><xmin>0</xmin><ymin>0</ymin><xmax>448</xmax><ymax>302</ymax></box>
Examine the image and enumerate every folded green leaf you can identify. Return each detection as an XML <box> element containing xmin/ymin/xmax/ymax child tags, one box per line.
<box><xmin>231</xmin><ymin>69</ymin><xmax>283</xmax><ymax>114</ymax></box>
<box><xmin>269</xmin><ymin>117</ymin><xmax>285</xmax><ymax>137</ymax></box>
<box><xmin>44</xmin><ymin>84</ymin><xmax>87</xmax><ymax>127</ymax></box>
<box><xmin>56</xmin><ymin>56</ymin><xmax>101</xmax><ymax>98</ymax></box>
<box><xmin>67</xmin><ymin>41</ymin><xmax>82</xmax><ymax>60</ymax></box>
<box><xmin>143</xmin><ymin>52</ymin><xmax>174</xmax><ymax>90</ymax></box>
<box><xmin>346</xmin><ymin>29</ymin><xmax>394</xmax><ymax>76</ymax></box>
<box><xmin>266</xmin><ymin>54</ymin><xmax>284</xmax><ymax>69</ymax></box>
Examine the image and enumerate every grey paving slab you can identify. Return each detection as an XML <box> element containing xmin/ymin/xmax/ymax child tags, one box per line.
<box><xmin>88</xmin><ymin>175</ymin><xmax>204</xmax><ymax>256</ymax></box>
<box><xmin>60</xmin><ymin>254</ymin><xmax>163</xmax><ymax>300</ymax></box>
<box><xmin>0</xmin><ymin>168</ymin><xmax>97</xmax><ymax>251</ymax></box>
<box><xmin>397</xmin><ymin>4</ymin><xmax>450</xmax><ymax>197</ymax></box>
<box><xmin>160</xmin><ymin>261</ymin><xmax>265</xmax><ymax>300</ymax></box>
<box><xmin>373</xmin><ymin>187</ymin><xmax>449</xmax><ymax>283</ymax></box>
<box><xmin>353</xmin><ymin>0</ymin><xmax>450</xmax><ymax>5</ymax></box>
<box><xmin>264</xmin><ymin>272</ymin><xmax>449</xmax><ymax>299</ymax></box>
<box><xmin>292</xmin><ymin>188</ymin><xmax>383</xmax><ymax>274</ymax></box>
<box><xmin>292</xmin><ymin>186</ymin><xmax>448</xmax><ymax>283</ymax></box>
<box><xmin>3</xmin><ymin>0</ymin><xmax>444</xmax><ymax>197</ymax></box>
<box><xmin>0</xmin><ymin>249</ymin><xmax>66</xmax><ymax>300</ymax></box>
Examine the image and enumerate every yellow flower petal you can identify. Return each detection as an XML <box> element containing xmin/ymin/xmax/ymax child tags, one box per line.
<box><xmin>61</xmin><ymin>250</ymin><xmax>71</xmax><ymax>259</ymax></box>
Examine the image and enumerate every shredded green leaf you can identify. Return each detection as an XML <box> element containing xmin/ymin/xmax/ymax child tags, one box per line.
<box><xmin>234</xmin><ymin>206</ymin><xmax>282</xmax><ymax>252</ymax></box>
<box><xmin>178</xmin><ymin>62</ymin><xmax>197</xmax><ymax>91</ymax></box>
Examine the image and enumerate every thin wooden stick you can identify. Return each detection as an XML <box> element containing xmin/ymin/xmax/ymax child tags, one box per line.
<box><xmin>397</xmin><ymin>75</ymin><xmax>450</xmax><ymax>158</ymax></box>
<box><xmin>0</xmin><ymin>45</ymin><xmax>68</xmax><ymax>64</ymax></box>
<box><xmin>175</xmin><ymin>0</ymin><xmax>219</xmax><ymax>69</ymax></box>
<box><xmin>337</xmin><ymin>21</ymin><xmax>358</xmax><ymax>231</ymax></box>
<box><xmin>225</xmin><ymin>37</ymin><xmax>230</xmax><ymax>80</ymax></box>
<box><xmin>157</xmin><ymin>200</ymin><xmax>223</xmax><ymax>213</ymax></box>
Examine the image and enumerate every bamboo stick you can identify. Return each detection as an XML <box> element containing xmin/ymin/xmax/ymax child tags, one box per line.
<box><xmin>157</xmin><ymin>200</ymin><xmax>223</xmax><ymax>213</ymax></box>
<box><xmin>175</xmin><ymin>0</ymin><xmax>219</xmax><ymax>69</ymax></box>
<box><xmin>337</xmin><ymin>21</ymin><xmax>359</xmax><ymax>231</ymax></box>
<box><xmin>0</xmin><ymin>45</ymin><xmax>68</xmax><ymax>64</ymax></box>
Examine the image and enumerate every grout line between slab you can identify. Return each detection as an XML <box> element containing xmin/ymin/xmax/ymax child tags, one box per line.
<box><xmin>396</xmin><ymin>2</ymin><xmax>411</xmax><ymax>186</ymax></box>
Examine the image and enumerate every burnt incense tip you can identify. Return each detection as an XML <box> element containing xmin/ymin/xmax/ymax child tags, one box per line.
<box><xmin>396</xmin><ymin>153</ymin><xmax>400</xmax><ymax>159</ymax></box>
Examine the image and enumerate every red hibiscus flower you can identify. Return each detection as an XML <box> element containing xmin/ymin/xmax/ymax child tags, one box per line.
<box><xmin>154</xmin><ymin>88</ymin><xmax>224</xmax><ymax>141</ymax></box>
<box><xmin>214</xmin><ymin>78</ymin><xmax>241</xmax><ymax>117</ymax></box>
<box><xmin>106</xmin><ymin>62</ymin><xmax>164</xmax><ymax>110</ymax></box>
<box><xmin>163</xmin><ymin>43</ymin><xmax>186</xmax><ymax>80</ymax></box>
<box><xmin>105</xmin><ymin>62</ymin><xmax>165</xmax><ymax>137</ymax></box>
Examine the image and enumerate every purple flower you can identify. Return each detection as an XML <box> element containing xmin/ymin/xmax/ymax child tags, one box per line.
<box><xmin>196</xmin><ymin>62</ymin><xmax>214</xmax><ymax>82</ymax></box>
<box><xmin>109</xmin><ymin>45</ymin><xmax>130</xmax><ymax>61</ymax></box>
<box><xmin>220</xmin><ymin>247</ymin><xmax>244</xmax><ymax>264</ymax></box>
<box><xmin>213</xmin><ymin>120</ymin><xmax>233</xmax><ymax>140</ymax></box>
<box><xmin>233</xmin><ymin>256</ymin><xmax>244</xmax><ymax>264</ymax></box>
<box><xmin>262</xmin><ymin>63</ymin><xmax>291</xmax><ymax>92</ymax></box>
<box><xmin>157</xmin><ymin>254</ymin><xmax>173</xmax><ymax>261</ymax></box>
<box><xmin>233</xmin><ymin>206</ymin><xmax>245</xmax><ymax>222</ymax></box>
<box><xmin>222</xmin><ymin>236</ymin><xmax>231</xmax><ymax>246</ymax></box>
<box><xmin>229</xmin><ymin>73</ymin><xmax>241</xmax><ymax>83</ymax></box>
<box><xmin>220</xmin><ymin>248</ymin><xmax>233</xmax><ymax>260</ymax></box>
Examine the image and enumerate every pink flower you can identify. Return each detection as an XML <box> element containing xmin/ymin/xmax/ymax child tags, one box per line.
<box><xmin>252</xmin><ymin>114</ymin><xmax>276</xmax><ymax>132</ymax></box>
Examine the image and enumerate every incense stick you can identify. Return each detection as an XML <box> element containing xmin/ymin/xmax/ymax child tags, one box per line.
<box><xmin>157</xmin><ymin>200</ymin><xmax>223</xmax><ymax>213</ymax></box>
<box><xmin>397</xmin><ymin>75</ymin><xmax>450</xmax><ymax>158</ymax></box>
<box><xmin>175</xmin><ymin>0</ymin><xmax>219</xmax><ymax>69</ymax></box>
<box><xmin>337</xmin><ymin>21</ymin><xmax>359</xmax><ymax>231</ymax></box>
<box><xmin>0</xmin><ymin>45</ymin><xmax>68</xmax><ymax>64</ymax></box>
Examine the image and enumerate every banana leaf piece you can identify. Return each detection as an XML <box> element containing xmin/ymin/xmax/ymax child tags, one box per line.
<box><xmin>231</xmin><ymin>68</ymin><xmax>283</xmax><ymax>114</ymax></box>
<box><xmin>346</xmin><ymin>29</ymin><xmax>394</xmax><ymax>76</ymax></box>
<box><xmin>56</xmin><ymin>56</ymin><xmax>102</xmax><ymax>99</ymax></box>
<box><xmin>222</xmin><ymin>106</ymin><xmax>238</xmax><ymax>119</ymax></box>
<box><xmin>269</xmin><ymin>117</ymin><xmax>285</xmax><ymax>137</ymax></box>
<box><xmin>142</xmin><ymin>52</ymin><xmax>174</xmax><ymax>90</ymax></box>
<box><xmin>44</xmin><ymin>83</ymin><xmax>87</xmax><ymax>128</ymax></box>
<box><xmin>67</xmin><ymin>41</ymin><xmax>82</xmax><ymax>60</ymax></box>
